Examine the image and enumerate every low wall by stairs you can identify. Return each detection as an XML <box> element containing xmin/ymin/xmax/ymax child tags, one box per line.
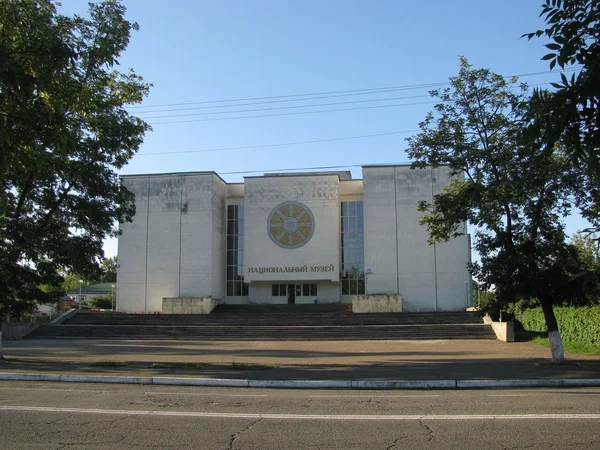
<box><xmin>352</xmin><ymin>295</ymin><xmax>402</xmax><ymax>313</ymax></box>
<box><xmin>162</xmin><ymin>297</ymin><xmax>220</xmax><ymax>314</ymax></box>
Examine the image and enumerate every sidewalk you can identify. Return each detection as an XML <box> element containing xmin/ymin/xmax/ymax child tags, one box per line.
<box><xmin>2</xmin><ymin>339</ymin><xmax>599</xmax><ymax>387</ymax></box>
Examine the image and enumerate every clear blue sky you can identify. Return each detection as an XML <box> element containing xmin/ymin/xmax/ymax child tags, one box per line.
<box><xmin>57</xmin><ymin>0</ymin><xmax>588</xmax><ymax>257</ymax></box>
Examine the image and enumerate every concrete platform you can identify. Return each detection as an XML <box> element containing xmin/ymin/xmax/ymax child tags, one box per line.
<box><xmin>2</xmin><ymin>338</ymin><xmax>599</xmax><ymax>382</ymax></box>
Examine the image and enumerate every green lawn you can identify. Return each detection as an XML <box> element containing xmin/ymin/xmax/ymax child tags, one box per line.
<box><xmin>516</xmin><ymin>331</ymin><xmax>600</xmax><ymax>356</ymax></box>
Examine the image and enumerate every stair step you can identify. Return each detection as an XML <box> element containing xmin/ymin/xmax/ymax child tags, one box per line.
<box><xmin>25</xmin><ymin>308</ymin><xmax>495</xmax><ymax>341</ymax></box>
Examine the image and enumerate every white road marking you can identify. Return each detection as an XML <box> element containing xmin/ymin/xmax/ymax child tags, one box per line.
<box><xmin>487</xmin><ymin>394</ymin><xmax>530</xmax><ymax>397</ymax></box>
<box><xmin>144</xmin><ymin>392</ymin><xmax>268</xmax><ymax>397</ymax></box>
<box><xmin>2</xmin><ymin>406</ymin><xmax>600</xmax><ymax>421</ymax></box>
<box><xmin>308</xmin><ymin>395</ymin><xmax>441</xmax><ymax>398</ymax></box>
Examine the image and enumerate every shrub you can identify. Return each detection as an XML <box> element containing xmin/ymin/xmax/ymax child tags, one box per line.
<box><xmin>88</xmin><ymin>296</ymin><xmax>113</xmax><ymax>310</ymax></box>
<box><xmin>517</xmin><ymin>306</ymin><xmax>600</xmax><ymax>345</ymax></box>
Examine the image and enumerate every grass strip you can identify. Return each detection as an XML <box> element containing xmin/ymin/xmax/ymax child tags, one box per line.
<box><xmin>516</xmin><ymin>331</ymin><xmax>600</xmax><ymax>356</ymax></box>
<box><xmin>529</xmin><ymin>336</ymin><xmax>600</xmax><ymax>356</ymax></box>
<box><xmin>229</xmin><ymin>363</ymin><xmax>279</xmax><ymax>370</ymax></box>
<box><xmin>151</xmin><ymin>362</ymin><xmax>206</xmax><ymax>369</ymax></box>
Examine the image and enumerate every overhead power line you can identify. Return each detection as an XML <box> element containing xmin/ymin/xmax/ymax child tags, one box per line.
<box><xmin>139</xmin><ymin>94</ymin><xmax>432</xmax><ymax>120</ymax></box>
<box><xmin>149</xmin><ymin>100</ymin><xmax>439</xmax><ymax>125</ymax></box>
<box><xmin>129</xmin><ymin>67</ymin><xmax>580</xmax><ymax>111</ymax></box>
<box><xmin>217</xmin><ymin>163</ymin><xmax>409</xmax><ymax>176</ymax></box>
<box><xmin>136</xmin><ymin>130</ymin><xmax>418</xmax><ymax>156</ymax></box>
<box><xmin>97</xmin><ymin>82</ymin><xmax>552</xmax><ymax>128</ymax></box>
<box><xmin>139</xmin><ymin>83</ymin><xmax>553</xmax><ymax>120</ymax></box>
<box><xmin>122</xmin><ymin>163</ymin><xmax>399</xmax><ymax>177</ymax></box>
<box><xmin>132</xmin><ymin>87</ymin><xmax>420</xmax><ymax>114</ymax></box>
<box><xmin>130</xmin><ymin>83</ymin><xmax>448</xmax><ymax>110</ymax></box>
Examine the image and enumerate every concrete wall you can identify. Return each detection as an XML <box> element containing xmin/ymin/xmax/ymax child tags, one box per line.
<box><xmin>118</xmin><ymin>173</ymin><xmax>224</xmax><ymax>313</ymax></box>
<box><xmin>248</xmin><ymin>282</ymin><xmax>273</xmax><ymax>304</ymax></box>
<box><xmin>117</xmin><ymin>166</ymin><xmax>469</xmax><ymax>312</ymax></box>
<box><xmin>243</xmin><ymin>175</ymin><xmax>340</xmax><ymax>287</ymax></box>
<box><xmin>363</xmin><ymin>167</ymin><xmax>399</xmax><ymax>296</ymax></box>
<box><xmin>117</xmin><ymin>176</ymin><xmax>150</xmax><ymax>313</ymax></box>
<box><xmin>362</xmin><ymin>165</ymin><xmax>470</xmax><ymax>312</ymax></box>
<box><xmin>211</xmin><ymin>177</ymin><xmax>227</xmax><ymax>300</ymax></box>
<box><xmin>162</xmin><ymin>297</ymin><xmax>219</xmax><ymax>314</ymax></box>
<box><xmin>352</xmin><ymin>295</ymin><xmax>403</xmax><ymax>313</ymax></box>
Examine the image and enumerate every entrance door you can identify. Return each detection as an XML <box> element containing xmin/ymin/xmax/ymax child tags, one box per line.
<box><xmin>287</xmin><ymin>284</ymin><xmax>296</xmax><ymax>304</ymax></box>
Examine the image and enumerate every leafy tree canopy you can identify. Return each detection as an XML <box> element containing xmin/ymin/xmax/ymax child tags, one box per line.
<box><xmin>407</xmin><ymin>57</ymin><xmax>594</xmax><ymax>361</ymax></box>
<box><xmin>0</xmin><ymin>0</ymin><xmax>149</xmax><ymax>319</ymax></box>
<box><xmin>99</xmin><ymin>256</ymin><xmax>117</xmax><ymax>283</ymax></box>
<box><xmin>523</xmin><ymin>0</ymin><xmax>600</xmax><ymax>171</ymax></box>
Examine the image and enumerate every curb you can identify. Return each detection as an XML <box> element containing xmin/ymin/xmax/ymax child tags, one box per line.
<box><xmin>1</xmin><ymin>372</ymin><xmax>600</xmax><ymax>389</ymax></box>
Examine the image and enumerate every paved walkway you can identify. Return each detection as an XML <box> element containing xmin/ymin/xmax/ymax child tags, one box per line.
<box><xmin>2</xmin><ymin>339</ymin><xmax>599</xmax><ymax>381</ymax></box>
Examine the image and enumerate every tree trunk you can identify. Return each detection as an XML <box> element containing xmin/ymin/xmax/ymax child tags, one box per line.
<box><xmin>540</xmin><ymin>298</ymin><xmax>564</xmax><ymax>363</ymax></box>
<box><xmin>0</xmin><ymin>320</ymin><xmax>3</xmax><ymax>360</ymax></box>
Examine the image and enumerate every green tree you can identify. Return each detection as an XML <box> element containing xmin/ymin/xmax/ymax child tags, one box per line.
<box><xmin>523</xmin><ymin>0</ymin><xmax>600</xmax><ymax>171</ymax></box>
<box><xmin>571</xmin><ymin>232</ymin><xmax>599</xmax><ymax>272</ymax></box>
<box><xmin>568</xmin><ymin>232</ymin><xmax>600</xmax><ymax>305</ymax></box>
<box><xmin>88</xmin><ymin>295</ymin><xmax>112</xmax><ymax>310</ymax></box>
<box><xmin>0</xmin><ymin>0</ymin><xmax>150</xmax><ymax>354</ymax></box>
<box><xmin>99</xmin><ymin>256</ymin><xmax>117</xmax><ymax>283</ymax></box>
<box><xmin>407</xmin><ymin>58</ymin><xmax>592</xmax><ymax>362</ymax></box>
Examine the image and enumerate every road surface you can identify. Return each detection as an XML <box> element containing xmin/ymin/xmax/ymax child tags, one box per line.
<box><xmin>1</xmin><ymin>381</ymin><xmax>600</xmax><ymax>449</ymax></box>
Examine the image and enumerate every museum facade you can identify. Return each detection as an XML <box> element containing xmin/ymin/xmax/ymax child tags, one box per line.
<box><xmin>116</xmin><ymin>165</ymin><xmax>472</xmax><ymax>313</ymax></box>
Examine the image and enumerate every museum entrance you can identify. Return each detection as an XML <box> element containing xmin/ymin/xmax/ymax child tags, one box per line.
<box><xmin>272</xmin><ymin>282</ymin><xmax>319</xmax><ymax>304</ymax></box>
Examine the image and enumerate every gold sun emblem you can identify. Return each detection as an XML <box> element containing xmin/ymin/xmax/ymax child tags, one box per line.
<box><xmin>267</xmin><ymin>201</ymin><xmax>315</xmax><ymax>249</ymax></box>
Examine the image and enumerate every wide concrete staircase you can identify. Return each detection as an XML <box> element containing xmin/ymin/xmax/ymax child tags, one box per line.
<box><xmin>26</xmin><ymin>304</ymin><xmax>496</xmax><ymax>341</ymax></box>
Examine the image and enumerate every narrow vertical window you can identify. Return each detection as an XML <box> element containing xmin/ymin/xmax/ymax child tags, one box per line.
<box><xmin>226</xmin><ymin>205</ymin><xmax>248</xmax><ymax>296</ymax></box>
<box><xmin>341</xmin><ymin>201</ymin><xmax>365</xmax><ymax>295</ymax></box>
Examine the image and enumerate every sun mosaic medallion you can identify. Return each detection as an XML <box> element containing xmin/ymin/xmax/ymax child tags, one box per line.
<box><xmin>267</xmin><ymin>201</ymin><xmax>315</xmax><ymax>249</ymax></box>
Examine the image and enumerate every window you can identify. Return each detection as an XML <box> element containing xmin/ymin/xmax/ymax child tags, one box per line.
<box><xmin>294</xmin><ymin>284</ymin><xmax>317</xmax><ymax>297</ymax></box>
<box><xmin>272</xmin><ymin>284</ymin><xmax>287</xmax><ymax>297</ymax></box>
<box><xmin>226</xmin><ymin>205</ymin><xmax>248</xmax><ymax>296</ymax></box>
<box><xmin>341</xmin><ymin>201</ymin><xmax>365</xmax><ymax>295</ymax></box>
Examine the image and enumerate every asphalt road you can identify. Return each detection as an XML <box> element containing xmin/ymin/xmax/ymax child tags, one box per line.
<box><xmin>2</xmin><ymin>382</ymin><xmax>600</xmax><ymax>449</ymax></box>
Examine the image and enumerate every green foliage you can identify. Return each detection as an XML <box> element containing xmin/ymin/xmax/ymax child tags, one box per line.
<box><xmin>0</xmin><ymin>1</ymin><xmax>150</xmax><ymax>318</ymax></box>
<box><xmin>88</xmin><ymin>295</ymin><xmax>113</xmax><ymax>310</ymax></box>
<box><xmin>515</xmin><ymin>306</ymin><xmax>600</xmax><ymax>345</ymax></box>
<box><xmin>89</xmin><ymin>361</ymin><xmax>129</xmax><ymax>367</ymax></box>
<box><xmin>524</xmin><ymin>0</ymin><xmax>600</xmax><ymax>171</ymax></box>
<box><xmin>151</xmin><ymin>362</ymin><xmax>206</xmax><ymax>370</ymax></box>
<box><xmin>567</xmin><ymin>233</ymin><xmax>600</xmax><ymax>305</ymax></box>
<box><xmin>229</xmin><ymin>363</ymin><xmax>279</xmax><ymax>370</ymax></box>
<box><xmin>99</xmin><ymin>256</ymin><xmax>117</xmax><ymax>283</ymax></box>
<box><xmin>571</xmin><ymin>232</ymin><xmax>599</xmax><ymax>271</ymax></box>
<box><xmin>407</xmin><ymin>58</ymin><xmax>590</xmax><ymax>316</ymax></box>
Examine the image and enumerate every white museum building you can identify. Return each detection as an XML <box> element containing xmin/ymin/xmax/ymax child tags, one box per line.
<box><xmin>116</xmin><ymin>164</ymin><xmax>473</xmax><ymax>313</ymax></box>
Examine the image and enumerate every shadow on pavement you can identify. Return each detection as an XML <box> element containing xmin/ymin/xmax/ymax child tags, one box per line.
<box><xmin>2</xmin><ymin>356</ymin><xmax>600</xmax><ymax>382</ymax></box>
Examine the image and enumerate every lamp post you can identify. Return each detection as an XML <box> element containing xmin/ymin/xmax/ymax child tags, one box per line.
<box><xmin>111</xmin><ymin>284</ymin><xmax>116</xmax><ymax>311</ymax></box>
<box><xmin>78</xmin><ymin>279</ymin><xmax>83</xmax><ymax>310</ymax></box>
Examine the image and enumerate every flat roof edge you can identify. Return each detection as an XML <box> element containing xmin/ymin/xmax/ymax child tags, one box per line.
<box><xmin>120</xmin><ymin>171</ymin><xmax>227</xmax><ymax>184</ymax></box>
<box><xmin>244</xmin><ymin>173</ymin><xmax>342</xmax><ymax>180</ymax></box>
<box><xmin>361</xmin><ymin>163</ymin><xmax>450</xmax><ymax>168</ymax></box>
